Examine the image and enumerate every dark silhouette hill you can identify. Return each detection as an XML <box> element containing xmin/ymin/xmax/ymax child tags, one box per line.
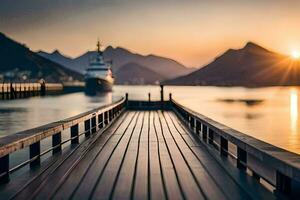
<box><xmin>38</xmin><ymin>50</ymin><xmax>74</xmax><ymax>68</ymax></box>
<box><xmin>165</xmin><ymin>42</ymin><xmax>300</xmax><ymax>86</ymax></box>
<box><xmin>115</xmin><ymin>62</ymin><xmax>165</xmax><ymax>85</ymax></box>
<box><xmin>103</xmin><ymin>46</ymin><xmax>194</xmax><ymax>79</ymax></box>
<box><xmin>38</xmin><ymin>46</ymin><xmax>195</xmax><ymax>80</ymax></box>
<box><xmin>0</xmin><ymin>33</ymin><xmax>83</xmax><ymax>82</ymax></box>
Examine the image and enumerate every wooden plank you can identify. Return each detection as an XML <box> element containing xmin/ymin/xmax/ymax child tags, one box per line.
<box><xmin>11</xmin><ymin>111</ymin><xmax>131</xmax><ymax>200</ymax></box>
<box><xmin>163</xmin><ymin>111</ymin><xmax>226</xmax><ymax>200</ymax></box>
<box><xmin>153</xmin><ymin>111</ymin><xmax>184</xmax><ymax>200</ymax></box>
<box><xmin>148</xmin><ymin>111</ymin><xmax>166</xmax><ymax>200</ymax></box>
<box><xmin>132</xmin><ymin>111</ymin><xmax>149</xmax><ymax>200</ymax></box>
<box><xmin>51</xmin><ymin>111</ymin><xmax>133</xmax><ymax>199</ymax></box>
<box><xmin>168</xmin><ymin>111</ymin><xmax>253</xmax><ymax>200</ymax></box>
<box><xmin>11</xmin><ymin>137</ymin><xmax>92</xmax><ymax>199</ymax></box>
<box><xmin>0</xmin><ymin>108</ymin><xmax>277</xmax><ymax>199</ymax></box>
<box><xmin>157</xmin><ymin>111</ymin><xmax>205</xmax><ymax>200</ymax></box>
<box><xmin>89</xmin><ymin>112</ymin><xmax>143</xmax><ymax>199</ymax></box>
<box><xmin>0</xmin><ymin>151</ymin><xmax>71</xmax><ymax>199</ymax></box>
<box><xmin>71</xmin><ymin>111</ymin><xmax>139</xmax><ymax>200</ymax></box>
<box><xmin>112</xmin><ymin>112</ymin><xmax>146</xmax><ymax>199</ymax></box>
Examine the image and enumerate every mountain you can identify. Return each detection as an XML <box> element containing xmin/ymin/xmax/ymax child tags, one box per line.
<box><xmin>38</xmin><ymin>46</ymin><xmax>195</xmax><ymax>80</ymax></box>
<box><xmin>0</xmin><ymin>33</ymin><xmax>83</xmax><ymax>82</ymax></box>
<box><xmin>115</xmin><ymin>62</ymin><xmax>166</xmax><ymax>85</ymax></box>
<box><xmin>103</xmin><ymin>46</ymin><xmax>194</xmax><ymax>79</ymax></box>
<box><xmin>38</xmin><ymin>50</ymin><xmax>73</xmax><ymax>68</ymax></box>
<box><xmin>165</xmin><ymin>42</ymin><xmax>300</xmax><ymax>87</ymax></box>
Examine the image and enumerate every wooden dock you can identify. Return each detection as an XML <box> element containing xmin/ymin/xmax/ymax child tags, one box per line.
<box><xmin>0</xmin><ymin>82</ymin><xmax>61</xmax><ymax>100</ymax></box>
<box><xmin>0</xmin><ymin>82</ymin><xmax>85</xmax><ymax>100</ymax></box>
<box><xmin>0</xmin><ymin>92</ymin><xmax>300</xmax><ymax>199</ymax></box>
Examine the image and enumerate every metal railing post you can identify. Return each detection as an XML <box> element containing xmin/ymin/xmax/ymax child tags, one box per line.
<box><xmin>237</xmin><ymin>147</ymin><xmax>247</xmax><ymax>171</ymax></box>
<box><xmin>52</xmin><ymin>132</ymin><xmax>62</xmax><ymax>154</ymax></box>
<box><xmin>0</xmin><ymin>155</ymin><xmax>9</xmax><ymax>183</ymax></box>
<box><xmin>98</xmin><ymin>113</ymin><xmax>103</xmax><ymax>129</ymax></box>
<box><xmin>30</xmin><ymin>142</ymin><xmax>40</xmax><ymax>168</ymax></box>
<box><xmin>220</xmin><ymin>136</ymin><xmax>228</xmax><ymax>157</ymax></box>
<box><xmin>84</xmin><ymin>119</ymin><xmax>91</xmax><ymax>137</ymax></box>
<box><xmin>91</xmin><ymin>116</ymin><xmax>97</xmax><ymax>133</ymax></box>
<box><xmin>71</xmin><ymin>124</ymin><xmax>79</xmax><ymax>144</ymax></box>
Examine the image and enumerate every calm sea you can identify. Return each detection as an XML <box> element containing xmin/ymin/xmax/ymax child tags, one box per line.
<box><xmin>1</xmin><ymin>85</ymin><xmax>300</xmax><ymax>155</ymax></box>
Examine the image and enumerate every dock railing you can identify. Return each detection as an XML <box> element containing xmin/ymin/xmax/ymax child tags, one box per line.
<box><xmin>0</xmin><ymin>97</ymin><xmax>127</xmax><ymax>183</ymax></box>
<box><xmin>170</xmin><ymin>96</ymin><xmax>300</xmax><ymax>197</ymax></box>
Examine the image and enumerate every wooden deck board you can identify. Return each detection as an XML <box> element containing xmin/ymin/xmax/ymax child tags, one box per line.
<box><xmin>132</xmin><ymin>111</ymin><xmax>149</xmax><ymax>200</ymax></box>
<box><xmin>52</xmin><ymin>111</ymin><xmax>133</xmax><ymax>199</ymax></box>
<box><xmin>111</xmin><ymin>112</ymin><xmax>145</xmax><ymax>200</ymax></box>
<box><xmin>162</xmin><ymin>112</ymin><xmax>226</xmax><ymax>200</ymax></box>
<box><xmin>157</xmin><ymin>111</ymin><xmax>205</xmax><ymax>200</ymax></box>
<box><xmin>89</xmin><ymin>112</ymin><xmax>141</xmax><ymax>199</ymax></box>
<box><xmin>2</xmin><ymin>110</ymin><xmax>276</xmax><ymax>200</ymax></box>
<box><xmin>148</xmin><ymin>111</ymin><xmax>166</xmax><ymax>200</ymax></box>
<box><xmin>166</xmin><ymin>111</ymin><xmax>274</xmax><ymax>200</ymax></box>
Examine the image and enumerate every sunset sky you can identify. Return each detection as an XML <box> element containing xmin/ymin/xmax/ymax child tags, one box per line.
<box><xmin>1</xmin><ymin>0</ymin><xmax>300</xmax><ymax>67</ymax></box>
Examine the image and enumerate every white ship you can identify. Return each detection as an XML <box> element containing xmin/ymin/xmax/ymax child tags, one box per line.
<box><xmin>84</xmin><ymin>41</ymin><xmax>114</xmax><ymax>92</ymax></box>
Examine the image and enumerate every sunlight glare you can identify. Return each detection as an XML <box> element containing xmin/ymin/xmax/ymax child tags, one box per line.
<box><xmin>291</xmin><ymin>50</ymin><xmax>300</xmax><ymax>59</ymax></box>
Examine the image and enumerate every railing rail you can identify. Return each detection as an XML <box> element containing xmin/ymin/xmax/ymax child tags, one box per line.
<box><xmin>0</xmin><ymin>97</ymin><xmax>127</xmax><ymax>182</ymax></box>
<box><xmin>170</xmin><ymin>97</ymin><xmax>300</xmax><ymax>197</ymax></box>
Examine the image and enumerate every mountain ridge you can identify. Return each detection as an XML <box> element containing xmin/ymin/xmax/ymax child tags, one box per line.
<box><xmin>165</xmin><ymin>41</ymin><xmax>300</xmax><ymax>87</ymax></box>
<box><xmin>115</xmin><ymin>62</ymin><xmax>165</xmax><ymax>85</ymax></box>
<box><xmin>0</xmin><ymin>32</ymin><xmax>83</xmax><ymax>82</ymax></box>
<box><xmin>38</xmin><ymin>46</ymin><xmax>195</xmax><ymax>80</ymax></box>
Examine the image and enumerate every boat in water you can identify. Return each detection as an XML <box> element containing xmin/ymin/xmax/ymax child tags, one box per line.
<box><xmin>84</xmin><ymin>41</ymin><xmax>114</xmax><ymax>92</ymax></box>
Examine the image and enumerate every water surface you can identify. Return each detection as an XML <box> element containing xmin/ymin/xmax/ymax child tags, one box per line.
<box><xmin>1</xmin><ymin>85</ymin><xmax>300</xmax><ymax>155</ymax></box>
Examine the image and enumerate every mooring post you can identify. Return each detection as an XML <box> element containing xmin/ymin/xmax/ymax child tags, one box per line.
<box><xmin>160</xmin><ymin>84</ymin><xmax>164</xmax><ymax>110</ymax></box>
<box><xmin>168</xmin><ymin>93</ymin><xmax>172</xmax><ymax>109</ymax></box>
<box><xmin>40</xmin><ymin>80</ymin><xmax>46</xmax><ymax>96</ymax></box>
<box><xmin>125</xmin><ymin>93</ymin><xmax>129</xmax><ymax>107</ymax></box>
<box><xmin>160</xmin><ymin>85</ymin><xmax>164</xmax><ymax>102</ymax></box>
<box><xmin>10</xmin><ymin>83</ymin><xmax>15</xmax><ymax>99</ymax></box>
<box><xmin>148</xmin><ymin>93</ymin><xmax>151</xmax><ymax>102</ymax></box>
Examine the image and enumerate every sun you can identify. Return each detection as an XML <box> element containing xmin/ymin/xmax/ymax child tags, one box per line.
<box><xmin>291</xmin><ymin>50</ymin><xmax>300</xmax><ymax>59</ymax></box>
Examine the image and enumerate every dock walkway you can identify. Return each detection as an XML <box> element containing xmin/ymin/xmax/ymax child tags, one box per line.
<box><xmin>0</xmin><ymin>94</ymin><xmax>299</xmax><ymax>199</ymax></box>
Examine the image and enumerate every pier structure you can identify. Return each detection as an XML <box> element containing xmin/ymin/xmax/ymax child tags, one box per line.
<box><xmin>0</xmin><ymin>88</ymin><xmax>300</xmax><ymax>199</ymax></box>
<box><xmin>0</xmin><ymin>82</ymin><xmax>85</xmax><ymax>100</ymax></box>
<box><xmin>0</xmin><ymin>82</ymin><xmax>62</xmax><ymax>100</ymax></box>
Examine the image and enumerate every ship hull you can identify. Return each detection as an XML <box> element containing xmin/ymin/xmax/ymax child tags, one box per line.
<box><xmin>85</xmin><ymin>77</ymin><xmax>113</xmax><ymax>92</ymax></box>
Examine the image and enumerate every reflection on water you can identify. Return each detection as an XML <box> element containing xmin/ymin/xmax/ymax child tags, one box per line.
<box><xmin>290</xmin><ymin>89</ymin><xmax>298</xmax><ymax>135</ymax></box>
<box><xmin>217</xmin><ymin>98</ymin><xmax>264</xmax><ymax>106</ymax></box>
<box><xmin>2</xmin><ymin>85</ymin><xmax>300</xmax><ymax>155</ymax></box>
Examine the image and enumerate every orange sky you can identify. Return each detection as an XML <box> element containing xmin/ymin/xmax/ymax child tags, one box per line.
<box><xmin>1</xmin><ymin>0</ymin><xmax>300</xmax><ymax>67</ymax></box>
